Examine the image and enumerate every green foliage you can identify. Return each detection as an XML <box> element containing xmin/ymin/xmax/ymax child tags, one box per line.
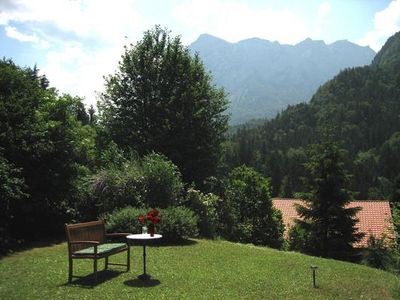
<box><xmin>0</xmin><ymin>59</ymin><xmax>97</xmax><ymax>244</ymax></box>
<box><xmin>0</xmin><ymin>153</ymin><xmax>27</xmax><ymax>252</ymax></box>
<box><xmin>99</xmin><ymin>25</ymin><xmax>229</xmax><ymax>185</ymax></box>
<box><xmin>392</xmin><ymin>203</ymin><xmax>400</xmax><ymax>247</ymax></box>
<box><xmin>287</xmin><ymin>223</ymin><xmax>311</xmax><ymax>252</ymax></box>
<box><xmin>372</xmin><ymin>31</ymin><xmax>400</xmax><ymax>70</ymax></box>
<box><xmin>158</xmin><ymin>206</ymin><xmax>199</xmax><ymax>242</ymax></box>
<box><xmin>104</xmin><ymin>206</ymin><xmax>198</xmax><ymax>243</ymax></box>
<box><xmin>225</xmin><ymin>165</ymin><xmax>284</xmax><ymax>248</ymax></box>
<box><xmin>296</xmin><ymin>141</ymin><xmax>362</xmax><ymax>259</ymax></box>
<box><xmin>89</xmin><ymin>159</ymin><xmax>144</xmax><ymax>216</ymax></box>
<box><xmin>104</xmin><ymin>206</ymin><xmax>145</xmax><ymax>234</ymax></box>
<box><xmin>142</xmin><ymin>153</ymin><xmax>183</xmax><ymax>208</ymax></box>
<box><xmin>185</xmin><ymin>188</ymin><xmax>220</xmax><ymax>238</ymax></box>
<box><xmin>361</xmin><ymin>235</ymin><xmax>399</xmax><ymax>273</ymax></box>
<box><xmin>353</xmin><ymin>149</ymin><xmax>379</xmax><ymax>199</ymax></box>
<box><xmin>79</xmin><ymin>152</ymin><xmax>184</xmax><ymax>217</ymax></box>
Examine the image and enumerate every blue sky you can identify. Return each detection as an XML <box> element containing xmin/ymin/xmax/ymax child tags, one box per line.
<box><xmin>1</xmin><ymin>0</ymin><xmax>399</xmax><ymax>107</ymax></box>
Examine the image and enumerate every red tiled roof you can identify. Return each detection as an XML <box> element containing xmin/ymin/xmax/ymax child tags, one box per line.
<box><xmin>272</xmin><ymin>198</ymin><xmax>394</xmax><ymax>248</ymax></box>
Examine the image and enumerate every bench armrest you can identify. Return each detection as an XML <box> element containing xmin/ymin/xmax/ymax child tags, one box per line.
<box><xmin>70</xmin><ymin>241</ymin><xmax>100</xmax><ymax>245</ymax></box>
<box><xmin>105</xmin><ymin>233</ymin><xmax>130</xmax><ymax>237</ymax></box>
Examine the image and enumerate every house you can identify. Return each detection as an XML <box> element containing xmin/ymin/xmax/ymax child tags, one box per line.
<box><xmin>272</xmin><ymin>198</ymin><xmax>394</xmax><ymax>247</ymax></box>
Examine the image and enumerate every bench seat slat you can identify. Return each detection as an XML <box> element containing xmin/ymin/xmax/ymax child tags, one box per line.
<box><xmin>74</xmin><ymin>243</ymin><xmax>127</xmax><ymax>255</ymax></box>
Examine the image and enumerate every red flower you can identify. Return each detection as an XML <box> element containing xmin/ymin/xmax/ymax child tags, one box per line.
<box><xmin>151</xmin><ymin>208</ymin><xmax>159</xmax><ymax>217</ymax></box>
<box><xmin>137</xmin><ymin>209</ymin><xmax>161</xmax><ymax>226</ymax></box>
<box><xmin>147</xmin><ymin>212</ymin><xmax>154</xmax><ymax>222</ymax></box>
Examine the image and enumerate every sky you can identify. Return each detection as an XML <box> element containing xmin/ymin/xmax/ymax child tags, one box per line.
<box><xmin>1</xmin><ymin>0</ymin><xmax>400</xmax><ymax>108</ymax></box>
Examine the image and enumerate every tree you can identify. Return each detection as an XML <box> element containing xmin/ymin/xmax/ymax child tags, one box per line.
<box><xmin>0</xmin><ymin>58</ymin><xmax>96</xmax><ymax>243</ymax></box>
<box><xmin>225</xmin><ymin>165</ymin><xmax>284</xmax><ymax>248</ymax></box>
<box><xmin>295</xmin><ymin>141</ymin><xmax>363</xmax><ymax>259</ymax></box>
<box><xmin>99</xmin><ymin>26</ymin><xmax>229</xmax><ymax>185</ymax></box>
<box><xmin>0</xmin><ymin>153</ymin><xmax>27</xmax><ymax>252</ymax></box>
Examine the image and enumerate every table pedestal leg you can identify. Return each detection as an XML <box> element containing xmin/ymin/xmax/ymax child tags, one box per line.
<box><xmin>138</xmin><ymin>244</ymin><xmax>151</xmax><ymax>280</ymax></box>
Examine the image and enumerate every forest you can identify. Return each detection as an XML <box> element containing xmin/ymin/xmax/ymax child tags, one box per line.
<box><xmin>225</xmin><ymin>31</ymin><xmax>400</xmax><ymax>203</ymax></box>
<box><xmin>1</xmin><ymin>26</ymin><xmax>400</xmax><ymax>270</ymax></box>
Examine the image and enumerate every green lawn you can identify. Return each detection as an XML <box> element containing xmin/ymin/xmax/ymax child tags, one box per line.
<box><xmin>0</xmin><ymin>239</ymin><xmax>399</xmax><ymax>299</ymax></box>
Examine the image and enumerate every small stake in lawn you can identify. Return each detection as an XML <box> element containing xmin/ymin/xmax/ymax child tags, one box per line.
<box><xmin>310</xmin><ymin>265</ymin><xmax>318</xmax><ymax>288</ymax></box>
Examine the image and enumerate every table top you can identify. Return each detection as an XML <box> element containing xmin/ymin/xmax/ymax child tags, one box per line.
<box><xmin>126</xmin><ymin>233</ymin><xmax>162</xmax><ymax>240</ymax></box>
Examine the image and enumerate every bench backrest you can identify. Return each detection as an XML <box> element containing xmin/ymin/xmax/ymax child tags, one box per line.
<box><xmin>65</xmin><ymin>220</ymin><xmax>106</xmax><ymax>252</ymax></box>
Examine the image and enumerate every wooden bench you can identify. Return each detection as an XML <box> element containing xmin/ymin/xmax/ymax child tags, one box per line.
<box><xmin>65</xmin><ymin>220</ymin><xmax>131</xmax><ymax>283</ymax></box>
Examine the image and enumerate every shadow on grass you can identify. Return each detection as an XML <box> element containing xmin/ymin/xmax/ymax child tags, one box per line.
<box><xmin>61</xmin><ymin>270</ymin><xmax>124</xmax><ymax>288</ymax></box>
<box><xmin>1</xmin><ymin>236</ymin><xmax>65</xmax><ymax>258</ymax></box>
<box><xmin>155</xmin><ymin>238</ymin><xmax>198</xmax><ymax>247</ymax></box>
<box><xmin>128</xmin><ymin>238</ymin><xmax>198</xmax><ymax>248</ymax></box>
<box><xmin>124</xmin><ymin>278</ymin><xmax>161</xmax><ymax>288</ymax></box>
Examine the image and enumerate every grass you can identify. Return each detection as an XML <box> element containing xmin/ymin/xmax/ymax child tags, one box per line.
<box><xmin>0</xmin><ymin>239</ymin><xmax>399</xmax><ymax>299</ymax></box>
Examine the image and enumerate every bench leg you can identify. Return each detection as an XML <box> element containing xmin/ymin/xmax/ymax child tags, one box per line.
<box><xmin>105</xmin><ymin>257</ymin><xmax>109</xmax><ymax>270</ymax></box>
<box><xmin>94</xmin><ymin>258</ymin><xmax>98</xmax><ymax>282</ymax></box>
<box><xmin>68</xmin><ymin>257</ymin><xmax>73</xmax><ymax>283</ymax></box>
<box><xmin>127</xmin><ymin>246</ymin><xmax>130</xmax><ymax>271</ymax></box>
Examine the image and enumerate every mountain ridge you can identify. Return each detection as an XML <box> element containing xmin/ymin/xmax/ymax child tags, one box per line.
<box><xmin>189</xmin><ymin>34</ymin><xmax>376</xmax><ymax>124</ymax></box>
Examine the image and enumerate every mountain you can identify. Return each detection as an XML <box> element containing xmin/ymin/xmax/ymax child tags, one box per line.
<box><xmin>190</xmin><ymin>34</ymin><xmax>376</xmax><ymax>124</ymax></box>
<box><xmin>225</xmin><ymin>30</ymin><xmax>400</xmax><ymax>199</ymax></box>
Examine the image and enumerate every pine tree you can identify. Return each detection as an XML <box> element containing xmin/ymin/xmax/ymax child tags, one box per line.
<box><xmin>295</xmin><ymin>141</ymin><xmax>363</xmax><ymax>259</ymax></box>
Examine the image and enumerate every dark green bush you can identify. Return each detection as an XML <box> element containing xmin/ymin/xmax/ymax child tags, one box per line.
<box><xmin>104</xmin><ymin>206</ymin><xmax>198</xmax><ymax>243</ymax></box>
<box><xmin>361</xmin><ymin>235</ymin><xmax>398</xmax><ymax>272</ymax></box>
<box><xmin>104</xmin><ymin>206</ymin><xmax>145</xmax><ymax>234</ymax></box>
<box><xmin>159</xmin><ymin>206</ymin><xmax>199</xmax><ymax>242</ymax></box>
<box><xmin>288</xmin><ymin>223</ymin><xmax>312</xmax><ymax>252</ymax></box>
<box><xmin>0</xmin><ymin>154</ymin><xmax>27</xmax><ymax>253</ymax></box>
<box><xmin>142</xmin><ymin>153</ymin><xmax>183</xmax><ymax>208</ymax></box>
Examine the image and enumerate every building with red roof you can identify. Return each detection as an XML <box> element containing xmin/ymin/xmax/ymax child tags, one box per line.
<box><xmin>272</xmin><ymin>198</ymin><xmax>394</xmax><ymax>247</ymax></box>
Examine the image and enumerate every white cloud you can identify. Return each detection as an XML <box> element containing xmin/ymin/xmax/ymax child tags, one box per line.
<box><xmin>0</xmin><ymin>0</ymin><xmax>150</xmax><ymax>107</ymax></box>
<box><xmin>0</xmin><ymin>0</ymin><xmax>147</xmax><ymax>44</ymax></box>
<box><xmin>5</xmin><ymin>25</ymin><xmax>51</xmax><ymax>48</ymax></box>
<box><xmin>42</xmin><ymin>43</ymin><xmax>123</xmax><ymax>105</ymax></box>
<box><xmin>172</xmin><ymin>0</ymin><xmax>308</xmax><ymax>45</ymax></box>
<box><xmin>357</xmin><ymin>0</ymin><xmax>400</xmax><ymax>51</ymax></box>
<box><xmin>5</xmin><ymin>25</ymin><xmax>38</xmax><ymax>42</ymax></box>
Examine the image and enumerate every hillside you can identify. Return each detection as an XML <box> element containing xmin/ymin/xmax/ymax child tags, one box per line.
<box><xmin>190</xmin><ymin>34</ymin><xmax>375</xmax><ymax>124</ymax></box>
<box><xmin>0</xmin><ymin>239</ymin><xmax>398</xmax><ymax>299</ymax></box>
<box><xmin>225</xmin><ymin>31</ymin><xmax>400</xmax><ymax>198</ymax></box>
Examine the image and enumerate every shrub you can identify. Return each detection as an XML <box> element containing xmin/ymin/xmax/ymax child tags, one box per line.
<box><xmin>224</xmin><ymin>165</ymin><xmax>285</xmax><ymax>248</ymax></box>
<box><xmin>78</xmin><ymin>152</ymin><xmax>184</xmax><ymax>217</ymax></box>
<box><xmin>142</xmin><ymin>153</ymin><xmax>183</xmax><ymax>208</ymax></box>
<box><xmin>288</xmin><ymin>223</ymin><xmax>312</xmax><ymax>252</ymax></box>
<box><xmin>104</xmin><ymin>206</ymin><xmax>144</xmax><ymax>234</ymax></box>
<box><xmin>104</xmin><ymin>206</ymin><xmax>198</xmax><ymax>243</ymax></box>
<box><xmin>91</xmin><ymin>160</ymin><xmax>144</xmax><ymax>214</ymax></box>
<box><xmin>159</xmin><ymin>207</ymin><xmax>199</xmax><ymax>242</ymax></box>
<box><xmin>185</xmin><ymin>188</ymin><xmax>220</xmax><ymax>238</ymax></box>
<box><xmin>361</xmin><ymin>235</ymin><xmax>398</xmax><ymax>272</ymax></box>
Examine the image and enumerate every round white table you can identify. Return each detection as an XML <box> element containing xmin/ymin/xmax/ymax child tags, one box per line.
<box><xmin>126</xmin><ymin>234</ymin><xmax>162</xmax><ymax>280</ymax></box>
